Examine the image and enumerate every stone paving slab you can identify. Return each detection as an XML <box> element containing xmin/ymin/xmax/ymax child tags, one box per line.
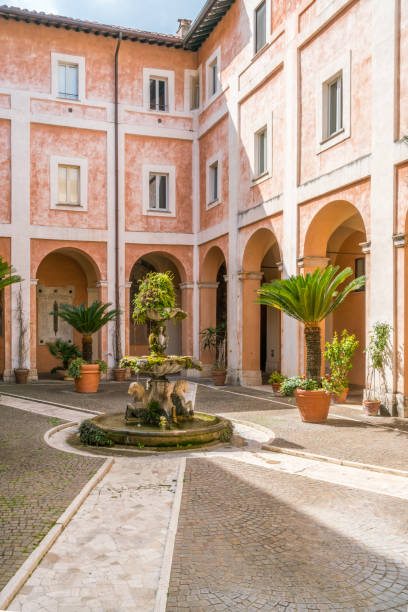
<box><xmin>0</xmin><ymin>405</ymin><xmax>103</xmax><ymax>591</ymax></box>
<box><xmin>8</xmin><ymin>457</ymin><xmax>181</xmax><ymax>612</ymax></box>
<box><xmin>167</xmin><ymin>456</ymin><xmax>408</xmax><ymax>611</ymax></box>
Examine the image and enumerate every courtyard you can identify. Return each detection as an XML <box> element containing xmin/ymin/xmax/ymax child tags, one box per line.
<box><xmin>1</xmin><ymin>380</ymin><xmax>408</xmax><ymax>611</ymax></box>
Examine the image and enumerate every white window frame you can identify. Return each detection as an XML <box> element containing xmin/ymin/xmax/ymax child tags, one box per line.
<box><xmin>50</xmin><ymin>155</ymin><xmax>88</xmax><ymax>211</ymax></box>
<box><xmin>206</xmin><ymin>152</ymin><xmax>222</xmax><ymax>209</ymax></box>
<box><xmin>251</xmin><ymin>114</ymin><xmax>273</xmax><ymax>183</ymax></box>
<box><xmin>148</xmin><ymin>172</ymin><xmax>169</xmax><ymax>211</ymax></box>
<box><xmin>184</xmin><ymin>68</ymin><xmax>201</xmax><ymax>112</ymax></box>
<box><xmin>205</xmin><ymin>47</ymin><xmax>221</xmax><ymax>104</ymax></box>
<box><xmin>51</xmin><ymin>53</ymin><xmax>85</xmax><ymax>102</ymax></box>
<box><xmin>316</xmin><ymin>51</ymin><xmax>351</xmax><ymax>153</ymax></box>
<box><xmin>142</xmin><ymin>164</ymin><xmax>176</xmax><ymax>217</ymax></box>
<box><xmin>143</xmin><ymin>68</ymin><xmax>175</xmax><ymax>114</ymax></box>
<box><xmin>254</xmin><ymin>0</ymin><xmax>267</xmax><ymax>55</ymax></box>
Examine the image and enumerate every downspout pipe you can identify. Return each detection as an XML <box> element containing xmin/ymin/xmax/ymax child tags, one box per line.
<box><xmin>114</xmin><ymin>32</ymin><xmax>122</xmax><ymax>364</ymax></box>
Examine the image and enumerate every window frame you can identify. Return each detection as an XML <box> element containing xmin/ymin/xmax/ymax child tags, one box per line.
<box><xmin>205</xmin><ymin>47</ymin><xmax>221</xmax><ymax>104</ymax></box>
<box><xmin>325</xmin><ymin>73</ymin><xmax>343</xmax><ymax>139</ymax></box>
<box><xmin>184</xmin><ymin>68</ymin><xmax>201</xmax><ymax>112</ymax></box>
<box><xmin>51</xmin><ymin>53</ymin><xmax>85</xmax><ymax>102</ymax></box>
<box><xmin>255</xmin><ymin>126</ymin><xmax>268</xmax><ymax>178</ymax></box>
<box><xmin>50</xmin><ymin>155</ymin><xmax>88</xmax><ymax>211</ymax></box>
<box><xmin>143</xmin><ymin>68</ymin><xmax>175</xmax><ymax>114</ymax></box>
<box><xmin>148</xmin><ymin>172</ymin><xmax>169</xmax><ymax>211</ymax></box>
<box><xmin>254</xmin><ymin>1</ymin><xmax>267</xmax><ymax>55</ymax></box>
<box><xmin>206</xmin><ymin>153</ymin><xmax>222</xmax><ymax>209</ymax></box>
<box><xmin>142</xmin><ymin>164</ymin><xmax>176</xmax><ymax>217</ymax></box>
<box><xmin>149</xmin><ymin>77</ymin><xmax>169</xmax><ymax>112</ymax></box>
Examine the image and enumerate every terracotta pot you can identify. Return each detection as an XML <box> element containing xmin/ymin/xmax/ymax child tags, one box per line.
<box><xmin>271</xmin><ymin>382</ymin><xmax>281</xmax><ymax>393</ymax></box>
<box><xmin>14</xmin><ymin>368</ymin><xmax>29</xmax><ymax>384</ymax></box>
<box><xmin>363</xmin><ymin>399</ymin><xmax>380</xmax><ymax>416</ymax></box>
<box><xmin>212</xmin><ymin>369</ymin><xmax>227</xmax><ymax>386</ymax></box>
<box><xmin>335</xmin><ymin>387</ymin><xmax>349</xmax><ymax>404</ymax></box>
<box><xmin>294</xmin><ymin>389</ymin><xmax>331</xmax><ymax>423</ymax></box>
<box><xmin>113</xmin><ymin>367</ymin><xmax>126</xmax><ymax>382</ymax></box>
<box><xmin>74</xmin><ymin>364</ymin><xmax>100</xmax><ymax>393</ymax></box>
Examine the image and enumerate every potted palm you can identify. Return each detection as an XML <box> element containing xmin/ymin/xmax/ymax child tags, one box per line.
<box><xmin>323</xmin><ymin>330</ymin><xmax>359</xmax><ymax>403</ymax></box>
<box><xmin>268</xmin><ymin>371</ymin><xmax>284</xmax><ymax>393</ymax></box>
<box><xmin>364</xmin><ymin>322</ymin><xmax>392</xmax><ymax>416</ymax></box>
<box><xmin>52</xmin><ymin>301</ymin><xmax>120</xmax><ymax>393</ymax></box>
<box><xmin>257</xmin><ymin>265</ymin><xmax>365</xmax><ymax>422</ymax></box>
<box><xmin>200</xmin><ymin>324</ymin><xmax>227</xmax><ymax>386</ymax></box>
<box><xmin>47</xmin><ymin>339</ymin><xmax>82</xmax><ymax>379</ymax></box>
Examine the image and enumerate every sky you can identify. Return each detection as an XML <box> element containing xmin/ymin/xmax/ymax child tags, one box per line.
<box><xmin>6</xmin><ymin>0</ymin><xmax>206</xmax><ymax>34</ymax></box>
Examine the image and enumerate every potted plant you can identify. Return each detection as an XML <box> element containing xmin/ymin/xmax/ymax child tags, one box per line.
<box><xmin>364</xmin><ymin>322</ymin><xmax>392</xmax><ymax>416</ymax></box>
<box><xmin>47</xmin><ymin>339</ymin><xmax>82</xmax><ymax>379</ymax></box>
<box><xmin>68</xmin><ymin>358</ymin><xmax>107</xmax><ymax>393</ymax></box>
<box><xmin>15</xmin><ymin>287</ymin><xmax>29</xmax><ymax>384</ymax></box>
<box><xmin>52</xmin><ymin>301</ymin><xmax>120</xmax><ymax>393</ymax></box>
<box><xmin>323</xmin><ymin>330</ymin><xmax>359</xmax><ymax>403</ymax></box>
<box><xmin>200</xmin><ymin>323</ymin><xmax>227</xmax><ymax>386</ymax></box>
<box><xmin>257</xmin><ymin>265</ymin><xmax>365</xmax><ymax>423</ymax></box>
<box><xmin>268</xmin><ymin>371</ymin><xmax>284</xmax><ymax>393</ymax></box>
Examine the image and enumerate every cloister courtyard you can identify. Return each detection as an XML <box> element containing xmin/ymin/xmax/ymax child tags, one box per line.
<box><xmin>1</xmin><ymin>377</ymin><xmax>408</xmax><ymax>611</ymax></box>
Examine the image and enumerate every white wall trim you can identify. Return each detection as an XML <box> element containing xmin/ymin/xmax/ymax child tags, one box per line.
<box><xmin>50</xmin><ymin>155</ymin><xmax>88</xmax><ymax>211</ymax></box>
<box><xmin>142</xmin><ymin>67</ymin><xmax>175</xmax><ymax>114</ymax></box>
<box><xmin>142</xmin><ymin>164</ymin><xmax>176</xmax><ymax>217</ymax></box>
<box><xmin>124</xmin><ymin>231</ymin><xmax>194</xmax><ymax>245</ymax></box>
<box><xmin>51</xmin><ymin>52</ymin><xmax>86</xmax><ymax>102</ymax></box>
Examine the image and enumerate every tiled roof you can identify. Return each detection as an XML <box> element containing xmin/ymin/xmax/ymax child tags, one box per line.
<box><xmin>183</xmin><ymin>0</ymin><xmax>235</xmax><ymax>50</ymax></box>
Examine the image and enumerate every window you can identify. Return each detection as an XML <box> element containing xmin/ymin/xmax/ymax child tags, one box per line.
<box><xmin>190</xmin><ymin>74</ymin><xmax>200</xmax><ymax>110</ymax></box>
<box><xmin>327</xmin><ymin>74</ymin><xmax>342</xmax><ymax>137</ymax></box>
<box><xmin>255</xmin><ymin>128</ymin><xmax>267</xmax><ymax>176</ymax></box>
<box><xmin>209</xmin><ymin>58</ymin><xmax>219</xmax><ymax>98</ymax></box>
<box><xmin>255</xmin><ymin>1</ymin><xmax>266</xmax><ymax>54</ymax></box>
<box><xmin>209</xmin><ymin>161</ymin><xmax>218</xmax><ymax>203</ymax></box>
<box><xmin>149</xmin><ymin>78</ymin><xmax>168</xmax><ymax>112</ymax></box>
<box><xmin>58</xmin><ymin>63</ymin><xmax>79</xmax><ymax>100</ymax></box>
<box><xmin>58</xmin><ymin>165</ymin><xmax>80</xmax><ymax>205</ymax></box>
<box><xmin>149</xmin><ymin>173</ymin><xmax>169</xmax><ymax>210</ymax></box>
<box><xmin>355</xmin><ymin>257</ymin><xmax>365</xmax><ymax>291</ymax></box>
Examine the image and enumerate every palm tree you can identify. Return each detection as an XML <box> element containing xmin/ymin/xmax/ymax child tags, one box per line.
<box><xmin>256</xmin><ymin>265</ymin><xmax>365</xmax><ymax>382</ymax></box>
<box><xmin>52</xmin><ymin>301</ymin><xmax>120</xmax><ymax>362</ymax></box>
<box><xmin>0</xmin><ymin>256</ymin><xmax>21</xmax><ymax>291</ymax></box>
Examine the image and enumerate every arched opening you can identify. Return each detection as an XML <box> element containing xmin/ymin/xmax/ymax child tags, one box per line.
<box><xmin>36</xmin><ymin>248</ymin><xmax>101</xmax><ymax>376</ymax></box>
<box><xmin>129</xmin><ymin>252</ymin><xmax>185</xmax><ymax>357</ymax></box>
<box><xmin>199</xmin><ymin>246</ymin><xmax>227</xmax><ymax>370</ymax></box>
<box><xmin>241</xmin><ymin>227</ymin><xmax>281</xmax><ymax>386</ymax></box>
<box><xmin>304</xmin><ymin>201</ymin><xmax>367</xmax><ymax>388</ymax></box>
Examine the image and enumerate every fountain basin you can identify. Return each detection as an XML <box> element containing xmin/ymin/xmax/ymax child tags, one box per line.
<box><xmin>89</xmin><ymin>412</ymin><xmax>232</xmax><ymax>448</ymax></box>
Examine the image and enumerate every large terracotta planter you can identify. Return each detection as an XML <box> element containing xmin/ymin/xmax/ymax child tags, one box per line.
<box><xmin>14</xmin><ymin>368</ymin><xmax>29</xmax><ymax>384</ymax></box>
<box><xmin>363</xmin><ymin>399</ymin><xmax>380</xmax><ymax>416</ymax></box>
<box><xmin>335</xmin><ymin>387</ymin><xmax>349</xmax><ymax>404</ymax></box>
<box><xmin>113</xmin><ymin>367</ymin><xmax>126</xmax><ymax>382</ymax></box>
<box><xmin>212</xmin><ymin>369</ymin><xmax>227</xmax><ymax>386</ymax></box>
<box><xmin>294</xmin><ymin>389</ymin><xmax>331</xmax><ymax>423</ymax></box>
<box><xmin>74</xmin><ymin>364</ymin><xmax>100</xmax><ymax>393</ymax></box>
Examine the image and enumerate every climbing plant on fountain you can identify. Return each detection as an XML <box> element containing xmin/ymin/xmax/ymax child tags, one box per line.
<box><xmin>257</xmin><ymin>265</ymin><xmax>365</xmax><ymax>423</ymax></box>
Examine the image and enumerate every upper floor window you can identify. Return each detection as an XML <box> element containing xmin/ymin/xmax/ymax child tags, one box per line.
<box><xmin>58</xmin><ymin>63</ymin><xmax>79</xmax><ymax>100</ymax></box>
<box><xmin>209</xmin><ymin>58</ymin><xmax>219</xmax><ymax>98</ymax></box>
<box><xmin>255</xmin><ymin>1</ymin><xmax>266</xmax><ymax>54</ymax></box>
<box><xmin>209</xmin><ymin>161</ymin><xmax>219</xmax><ymax>203</ymax></box>
<box><xmin>206</xmin><ymin>153</ymin><xmax>222</xmax><ymax>208</ymax></box>
<box><xmin>150</xmin><ymin>77</ymin><xmax>168</xmax><ymax>112</ymax></box>
<box><xmin>190</xmin><ymin>74</ymin><xmax>200</xmax><ymax>110</ymax></box>
<box><xmin>58</xmin><ymin>164</ymin><xmax>80</xmax><ymax>205</ymax></box>
<box><xmin>149</xmin><ymin>173</ymin><xmax>169</xmax><ymax>210</ymax></box>
<box><xmin>255</xmin><ymin>127</ymin><xmax>267</xmax><ymax>176</ymax></box>
<box><xmin>323</xmin><ymin>73</ymin><xmax>343</xmax><ymax>140</ymax></box>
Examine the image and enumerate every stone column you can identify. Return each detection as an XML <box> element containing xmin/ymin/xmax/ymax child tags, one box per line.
<box><xmin>29</xmin><ymin>278</ymin><xmax>39</xmax><ymax>382</ymax></box>
<box><xmin>239</xmin><ymin>271</ymin><xmax>263</xmax><ymax>386</ymax></box>
<box><xmin>392</xmin><ymin>234</ymin><xmax>407</xmax><ymax>416</ymax></box>
<box><xmin>180</xmin><ymin>282</ymin><xmax>194</xmax><ymax>359</ymax></box>
<box><xmin>124</xmin><ymin>280</ymin><xmax>132</xmax><ymax>357</ymax></box>
<box><xmin>96</xmin><ymin>280</ymin><xmax>109</xmax><ymax>369</ymax></box>
<box><xmin>198</xmin><ymin>281</ymin><xmax>218</xmax><ymax>377</ymax></box>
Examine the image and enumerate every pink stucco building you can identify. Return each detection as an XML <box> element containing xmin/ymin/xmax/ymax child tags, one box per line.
<box><xmin>0</xmin><ymin>0</ymin><xmax>407</xmax><ymax>415</ymax></box>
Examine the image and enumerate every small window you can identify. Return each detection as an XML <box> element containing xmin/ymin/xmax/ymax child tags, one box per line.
<box><xmin>190</xmin><ymin>74</ymin><xmax>200</xmax><ymax>110</ymax></box>
<box><xmin>149</xmin><ymin>78</ymin><xmax>168</xmax><ymax>112</ymax></box>
<box><xmin>325</xmin><ymin>74</ymin><xmax>342</xmax><ymax>138</ymax></box>
<box><xmin>355</xmin><ymin>257</ymin><xmax>365</xmax><ymax>291</ymax></box>
<box><xmin>58</xmin><ymin>63</ymin><xmax>79</xmax><ymax>100</ymax></box>
<box><xmin>255</xmin><ymin>1</ymin><xmax>266</xmax><ymax>54</ymax></box>
<box><xmin>255</xmin><ymin>128</ymin><xmax>267</xmax><ymax>176</ymax></box>
<box><xmin>58</xmin><ymin>165</ymin><xmax>80</xmax><ymax>205</ymax></box>
<box><xmin>209</xmin><ymin>58</ymin><xmax>219</xmax><ymax>98</ymax></box>
<box><xmin>149</xmin><ymin>173</ymin><xmax>168</xmax><ymax>210</ymax></box>
<box><xmin>209</xmin><ymin>161</ymin><xmax>219</xmax><ymax>203</ymax></box>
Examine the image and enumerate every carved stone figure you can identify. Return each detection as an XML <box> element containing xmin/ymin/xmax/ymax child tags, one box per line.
<box><xmin>171</xmin><ymin>380</ymin><xmax>194</xmax><ymax>419</ymax></box>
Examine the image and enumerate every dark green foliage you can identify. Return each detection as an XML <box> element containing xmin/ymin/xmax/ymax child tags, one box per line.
<box><xmin>219</xmin><ymin>422</ymin><xmax>233</xmax><ymax>442</ymax></box>
<box><xmin>47</xmin><ymin>339</ymin><xmax>82</xmax><ymax>372</ymax></box>
<box><xmin>79</xmin><ymin>420</ymin><xmax>114</xmax><ymax>447</ymax></box>
<box><xmin>133</xmin><ymin>272</ymin><xmax>186</xmax><ymax>324</ymax></box>
<box><xmin>140</xmin><ymin>400</ymin><xmax>167</xmax><ymax>427</ymax></box>
<box><xmin>0</xmin><ymin>256</ymin><xmax>21</xmax><ymax>291</ymax></box>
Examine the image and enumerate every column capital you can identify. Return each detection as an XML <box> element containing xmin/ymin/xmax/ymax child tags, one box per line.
<box><xmin>238</xmin><ymin>271</ymin><xmax>264</xmax><ymax>281</ymax></box>
<box><xmin>275</xmin><ymin>261</ymin><xmax>284</xmax><ymax>272</ymax></box>
<box><xmin>393</xmin><ymin>233</ymin><xmax>406</xmax><ymax>248</ymax></box>
<box><xmin>197</xmin><ymin>281</ymin><xmax>219</xmax><ymax>289</ymax></box>
<box><xmin>125</xmin><ymin>281</ymin><xmax>133</xmax><ymax>289</ymax></box>
<box><xmin>179</xmin><ymin>282</ymin><xmax>195</xmax><ymax>290</ymax></box>
<box><xmin>359</xmin><ymin>241</ymin><xmax>371</xmax><ymax>254</ymax></box>
<box><xmin>96</xmin><ymin>280</ymin><xmax>109</xmax><ymax>288</ymax></box>
<box><xmin>297</xmin><ymin>256</ymin><xmax>330</xmax><ymax>269</ymax></box>
<box><xmin>30</xmin><ymin>278</ymin><xmax>39</xmax><ymax>286</ymax></box>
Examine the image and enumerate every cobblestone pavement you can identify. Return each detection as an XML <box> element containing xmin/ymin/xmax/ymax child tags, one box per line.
<box><xmin>0</xmin><ymin>405</ymin><xmax>103</xmax><ymax>590</ymax></box>
<box><xmin>167</xmin><ymin>457</ymin><xmax>408</xmax><ymax>612</ymax></box>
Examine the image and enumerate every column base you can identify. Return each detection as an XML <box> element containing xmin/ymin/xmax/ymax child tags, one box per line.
<box><xmin>199</xmin><ymin>364</ymin><xmax>213</xmax><ymax>378</ymax></box>
<box><xmin>3</xmin><ymin>368</ymin><xmax>38</xmax><ymax>382</ymax></box>
<box><xmin>240</xmin><ymin>370</ymin><xmax>262</xmax><ymax>387</ymax></box>
<box><xmin>363</xmin><ymin>389</ymin><xmax>408</xmax><ymax>417</ymax></box>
